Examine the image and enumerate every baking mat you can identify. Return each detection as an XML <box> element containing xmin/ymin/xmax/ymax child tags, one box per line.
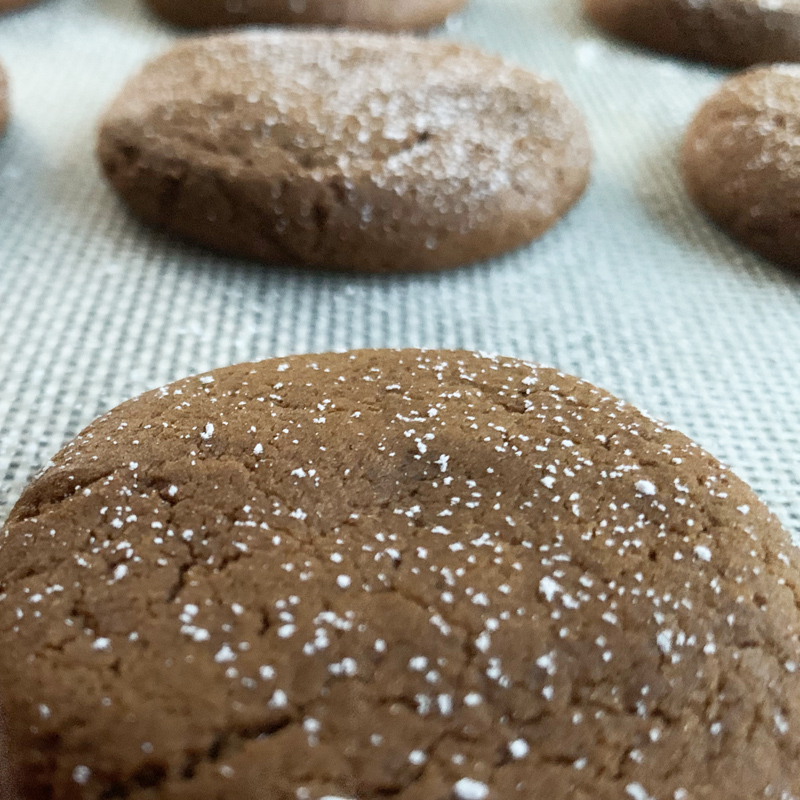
<box><xmin>0</xmin><ymin>0</ymin><xmax>798</xmax><ymax>539</ymax></box>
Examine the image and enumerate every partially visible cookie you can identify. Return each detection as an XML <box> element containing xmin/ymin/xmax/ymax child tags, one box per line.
<box><xmin>143</xmin><ymin>0</ymin><xmax>466</xmax><ymax>31</ymax></box>
<box><xmin>2</xmin><ymin>349</ymin><xmax>800</xmax><ymax>799</ymax></box>
<box><xmin>0</xmin><ymin>0</ymin><xmax>39</xmax><ymax>14</ymax></box>
<box><xmin>97</xmin><ymin>31</ymin><xmax>591</xmax><ymax>273</ymax></box>
<box><xmin>683</xmin><ymin>65</ymin><xmax>800</xmax><ymax>270</ymax></box>
<box><xmin>0</xmin><ymin>62</ymin><xmax>7</xmax><ymax>138</ymax></box>
<box><xmin>583</xmin><ymin>0</ymin><xmax>800</xmax><ymax>68</ymax></box>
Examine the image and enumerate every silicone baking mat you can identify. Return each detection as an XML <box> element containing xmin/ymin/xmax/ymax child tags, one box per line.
<box><xmin>0</xmin><ymin>0</ymin><xmax>799</xmax><ymax>539</ymax></box>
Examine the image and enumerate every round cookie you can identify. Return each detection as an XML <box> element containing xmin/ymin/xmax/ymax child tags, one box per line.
<box><xmin>143</xmin><ymin>0</ymin><xmax>466</xmax><ymax>32</ymax></box>
<box><xmin>2</xmin><ymin>349</ymin><xmax>800</xmax><ymax>800</ymax></box>
<box><xmin>583</xmin><ymin>0</ymin><xmax>800</xmax><ymax>68</ymax></box>
<box><xmin>0</xmin><ymin>62</ymin><xmax>7</xmax><ymax>138</ymax></box>
<box><xmin>97</xmin><ymin>31</ymin><xmax>591</xmax><ymax>273</ymax></box>
<box><xmin>683</xmin><ymin>65</ymin><xmax>800</xmax><ymax>270</ymax></box>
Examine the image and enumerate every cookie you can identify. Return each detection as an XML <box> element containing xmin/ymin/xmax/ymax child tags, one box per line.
<box><xmin>2</xmin><ymin>349</ymin><xmax>800</xmax><ymax>800</ymax></box>
<box><xmin>583</xmin><ymin>0</ymin><xmax>800</xmax><ymax>68</ymax></box>
<box><xmin>0</xmin><ymin>0</ymin><xmax>38</xmax><ymax>13</ymax></box>
<box><xmin>0</xmin><ymin>62</ymin><xmax>7</xmax><ymax>138</ymax></box>
<box><xmin>97</xmin><ymin>31</ymin><xmax>591</xmax><ymax>273</ymax></box>
<box><xmin>683</xmin><ymin>65</ymin><xmax>800</xmax><ymax>270</ymax></box>
<box><xmin>143</xmin><ymin>0</ymin><xmax>466</xmax><ymax>31</ymax></box>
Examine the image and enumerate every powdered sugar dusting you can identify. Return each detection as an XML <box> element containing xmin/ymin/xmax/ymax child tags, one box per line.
<box><xmin>1</xmin><ymin>349</ymin><xmax>797</xmax><ymax>798</ymax></box>
<box><xmin>101</xmin><ymin>30</ymin><xmax>590</xmax><ymax>271</ymax></box>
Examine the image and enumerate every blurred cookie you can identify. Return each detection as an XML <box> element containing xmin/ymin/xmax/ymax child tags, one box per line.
<box><xmin>97</xmin><ymin>31</ymin><xmax>591</xmax><ymax>273</ymax></box>
<box><xmin>683</xmin><ymin>65</ymin><xmax>800</xmax><ymax>270</ymax></box>
<box><xmin>0</xmin><ymin>0</ymin><xmax>39</xmax><ymax>14</ymax></box>
<box><xmin>2</xmin><ymin>349</ymin><xmax>800</xmax><ymax>799</ymax></box>
<box><xmin>584</xmin><ymin>0</ymin><xmax>800</xmax><ymax>68</ymax></box>
<box><xmin>143</xmin><ymin>0</ymin><xmax>466</xmax><ymax>31</ymax></box>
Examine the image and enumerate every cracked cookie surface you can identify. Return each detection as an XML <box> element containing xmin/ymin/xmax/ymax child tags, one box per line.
<box><xmin>2</xmin><ymin>349</ymin><xmax>800</xmax><ymax>800</ymax></box>
<box><xmin>683</xmin><ymin>64</ymin><xmax>800</xmax><ymax>271</ymax></box>
<box><xmin>584</xmin><ymin>0</ymin><xmax>800</xmax><ymax>67</ymax></box>
<box><xmin>142</xmin><ymin>0</ymin><xmax>466</xmax><ymax>31</ymax></box>
<box><xmin>96</xmin><ymin>31</ymin><xmax>591</xmax><ymax>273</ymax></box>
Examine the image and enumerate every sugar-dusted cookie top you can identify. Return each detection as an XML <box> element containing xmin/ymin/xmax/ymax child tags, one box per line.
<box><xmin>2</xmin><ymin>349</ymin><xmax>799</xmax><ymax>799</ymax></box>
<box><xmin>97</xmin><ymin>32</ymin><xmax>591</xmax><ymax>272</ymax></box>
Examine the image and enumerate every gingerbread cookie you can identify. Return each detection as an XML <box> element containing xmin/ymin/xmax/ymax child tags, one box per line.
<box><xmin>97</xmin><ymin>31</ymin><xmax>591</xmax><ymax>273</ymax></box>
<box><xmin>683</xmin><ymin>65</ymin><xmax>800</xmax><ymax>270</ymax></box>
<box><xmin>143</xmin><ymin>0</ymin><xmax>466</xmax><ymax>31</ymax></box>
<box><xmin>584</xmin><ymin>0</ymin><xmax>800</xmax><ymax>68</ymax></box>
<box><xmin>2</xmin><ymin>349</ymin><xmax>799</xmax><ymax>799</ymax></box>
<box><xmin>0</xmin><ymin>62</ymin><xmax>7</xmax><ymax>138</ymax></box>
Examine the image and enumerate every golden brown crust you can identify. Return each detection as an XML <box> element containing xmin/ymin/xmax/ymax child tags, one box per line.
<box><xmin>683</xmin><ymin>65</ymin><xmax>800</xmax><ymax>270</ymax></box>
<box><xmin>96</xmin><ymin>31</ymin><xmax>591</xmax><ymax>273</ymax></box>
<box><xmin>584</xmin><ymin>0</ymin><xmax>800</xmax><ymax>68</ymax></box>
<box><xmin>2</xmin><ymin>349</ymin><xmax>800</xmax><ymax>800</ymax></box>
<box><xmin>143</xmin><ymin>0</ymin><xmax>467</xmax><ymax>31</ymax></box>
